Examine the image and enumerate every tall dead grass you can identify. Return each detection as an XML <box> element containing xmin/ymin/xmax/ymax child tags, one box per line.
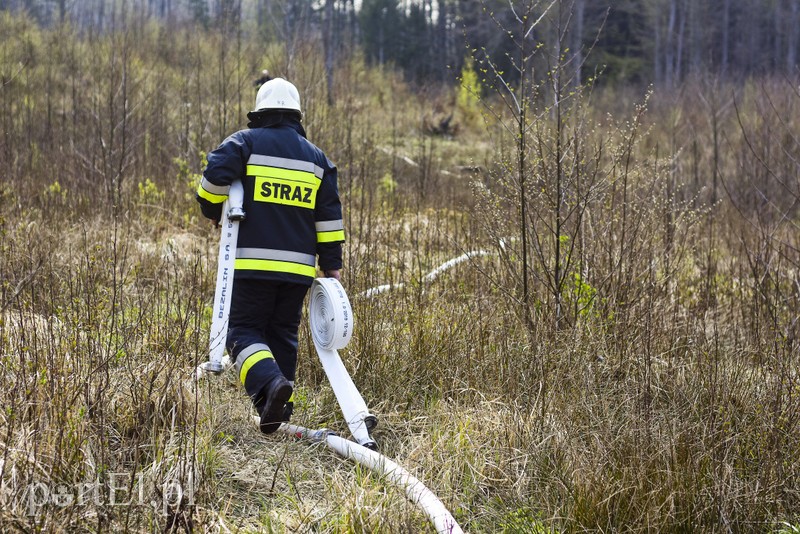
<box><xmin>0</xmin><ymin>11</ymin><xmax>798</xmax><ymax>533</ymax></box>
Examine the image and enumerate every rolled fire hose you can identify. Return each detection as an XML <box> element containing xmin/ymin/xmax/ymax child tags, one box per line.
<box><xmin>309</xmin><ymin>277</ymin><xmax>378</xmax><ymax>449</ymax></box>
<box><xmin>198</xmin><ymin>180</ymin><xmax>245</xmax><ymax>376</ymax></box>
<box><xmin>278</xmin><ymin>423</ymin><xmax>464</xmax><ymax>534</ymax></box>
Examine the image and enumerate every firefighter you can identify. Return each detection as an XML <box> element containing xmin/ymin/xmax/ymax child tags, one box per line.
<box><xmin>253</xmin><ymin>69</ymin><xmax>272</xmax><ymax>87</ymax></box>
<box><xmin>196</xmin><ymin>78</ymin><xmax>345</xmax><ymax>434</ymax></box>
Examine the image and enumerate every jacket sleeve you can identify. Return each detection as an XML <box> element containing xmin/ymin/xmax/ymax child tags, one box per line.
<box><xmin>196</xmin><ymin>132</ymin><xmax>248</xmax><ymax>221</ymax></box>
<box><xmin>314</xmin><ymin>157</ymin><xmax>344</xmax><ymax>271</ymax></box>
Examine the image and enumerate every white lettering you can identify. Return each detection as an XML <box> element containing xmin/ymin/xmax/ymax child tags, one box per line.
<box><xmin>109</xmin><ymin>473</ymin><xmax>131</xmax><ymax>506</ymax></box>
<box><xmin>26</xmin><ymin>482</ymin><xmax>49</xmax><ymax>516</ymax></box>
<box><xmin>76</xmin><ymin>481</ymin><xmax>100</xmax><ymax>506</ymax></box>
<box><xmin>161</xmin><ymin>479</ymin><xmax>183</xmax><ymax>517</ymax></box>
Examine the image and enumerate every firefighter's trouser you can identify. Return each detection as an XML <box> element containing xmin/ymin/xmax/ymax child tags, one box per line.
<box><xmin>227</xmin><ymin>279</ymin><xmax>308</xmax><ymax>412</ymax></box>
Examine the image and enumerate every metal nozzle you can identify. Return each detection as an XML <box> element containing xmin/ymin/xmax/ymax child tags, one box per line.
<box><xmin>228</xmin><ymin>207</ymin><xmax>245</xmax><ymax>221</ymax></box>
<box><xmin>199</xmin><ymin>361</ymin><xmax>225</xmax><ymax>374</ymax></box>
<box><xmin>364</xmin><ymin>415</ymin><xmax>378</xmax><ymax>431</ymax></box>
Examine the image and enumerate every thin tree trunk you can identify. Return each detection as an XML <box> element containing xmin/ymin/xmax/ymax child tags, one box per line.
<box><xmin>788</xmin><ymin>0</ymin><xmax>799</xmax><ymax>73</ymax></box>
<box><xmin>774</xmin><ymin>0</ymin><xmax>782</xmax><ymax>71</ymax></box>
<box><xmin>517</xmin><ymin>5</ymin><xmax>531</xmax><ymax>332</ymax></box>
<box><xmin>323</xmin><ymin>0</ymin><xmax>335</xmax><ymax>105</ymax></box>
<box><xmin>675</xmin><ymin>0</ymin><xmax>687</xmax><ymax>83</ymax></box>
<box><xmin>688</xmin><ymin>1</ymin><xmax>701</xmax><ymax>76</ymax></box>
<box><xmin>573</xmin><ymin>0</ymin><xmax>584</xmax><ymax>88</ymax></box>
<box><xmin>348</xmin><ymin>0</ymin><xmax>359</xmax><ymax>48</ymax></box>
<box><xmin>722</xmin><ymin>0</ymin><xmax>731</xmax><ymax>77</ymax></box>
<box><xmin>748</xmin><ymin>3</ymin><xmax>759</xmax><ymax>74</ymax></box>
<box><xmin>553</xmin><ymin>1</ymin><xmax>565</xmax><ymax>328</ymax></box>
<box><xmin>665</xmin><ymin>0</ymin><xmax>677</xmax><ymax>87</ymax></box>
<box><xmin>97</xmin><ymin>0</ymin><xmax>105</xmax><ymax>33</ymax></box>
<box><xmin>654</xmin><ymin>4</ymin><xmax>662</xmax><ymax>84</ymax></box>
<box><xmin>436</xmin><ymin>0</ymin><xmax>448</xmax><ymax>81</ymax></box>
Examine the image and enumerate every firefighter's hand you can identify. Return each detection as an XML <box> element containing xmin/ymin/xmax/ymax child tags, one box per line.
<box><xmin>212</xmin><ymin>218</ymin><xmax>220</xmax><ymax>229</ymax></box>
<box><xmin>324</xmin><ymin>270</ymin><xmax>341</xmax><ymax>280</ymax></box>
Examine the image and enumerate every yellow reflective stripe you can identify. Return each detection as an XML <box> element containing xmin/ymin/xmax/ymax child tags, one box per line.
<box><xmin>235</xmin><ymin>258</ymin><xmax>317</xmax><ymax>278</ymax></box>
<box><xmin>317</xmin><ymin>230</ymin><xmax>346</xmax><ymax>243</ymax></box>
<box><xmin>197</xmin><ymin>183</ymin><xmax>227</xmax><ymax>204</ymax></box>
<box><xmin>246</xmin><ymin>165</ymin><xmax>321</xmax><ymax>186</ymax></box>
<box><xmin>239</xmin><ymin>350</ymin><xmax>274</xmax><ymax>385</ymax></box>
<box><xmin>288</xmin><ymin>392</ymin><xmax>295</xmax><ymax>403</ymax></box>
<box><xmin>237</xmin><ymin>247</ymin><xmax>316</xmax><ymax>266</ymax></box>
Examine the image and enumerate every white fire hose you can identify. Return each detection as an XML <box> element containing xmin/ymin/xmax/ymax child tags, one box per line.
<box><xmin>277</xmin><ymin>423</ymin><xmax>464</xmax><ymax>534</ymax></box>
<box><xmin>358</xmin><ymin>250</ymin><xmax>492</xmax><ymax>298</ymax></box>
<box><xmin>198</xmin><ymin>180</ymin><xmax>245</xmax><ymax>375</ymax></box>
<box><xmin>289</xmin><ymin>279</ymin><xmax>463</xmax><ymax>533</ymax></box>
<box><xmin>308</xmin><ymin>277</ymin><xmax>378</xmax><ymax>449</ymax></box>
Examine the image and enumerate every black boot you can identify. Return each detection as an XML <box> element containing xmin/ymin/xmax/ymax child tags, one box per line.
<box><xmin>258</xmin><ymin>375</ymin><xmax>293</xmax><ymax>434</ymax></box>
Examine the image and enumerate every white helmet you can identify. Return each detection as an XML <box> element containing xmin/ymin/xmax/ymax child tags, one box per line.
<box><xmin>253</xmin><ymin>78</ymin><xmax>301</xmax><ymax>115</ymax></box>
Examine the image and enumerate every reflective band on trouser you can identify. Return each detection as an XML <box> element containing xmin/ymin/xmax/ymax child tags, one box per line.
<box><xmin>316</xmin><ymin>219</ymin><xmax>345</xmax><ymax>243</ymax></box>
<box><xmin>196</xmin><ymin>177</ymin><xmax>230</xmax><ymax>204</ymax></box>
<box><xmin>236</xmin><ymin>247</ymin><xmax>317</xmax><ymax>279</ymax></box>
<box><xmin>236</xmin><ymin>343</ymin><xmax>274</xmax><ymax>385</ymax></box>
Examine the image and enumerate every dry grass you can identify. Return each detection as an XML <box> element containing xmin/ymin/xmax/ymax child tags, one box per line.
<box><xmin>1</xmin><ymin>11</ymin><xmax>799</xmax><ymax>533</ymax></box>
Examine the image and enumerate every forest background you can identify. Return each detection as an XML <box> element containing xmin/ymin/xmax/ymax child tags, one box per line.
<box><xmin>1</xmin><ymin>0</ymin><xmax>799</xmax><ymax>532</ymax></box>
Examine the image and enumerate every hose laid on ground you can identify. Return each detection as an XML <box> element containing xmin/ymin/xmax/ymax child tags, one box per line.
<box><xmin>358</xmin><ymin>250</ymin><xmax>492</xmax><ymax>298</ymax></box>
<box><xmin>301</xmin><ymin>279</ymin><xmax>463</xmax><ymax>532</ymax></box>
<box><xmin>278</xmin><ymin>423</ymin><xmax>463</xmax><ymax>534</ymax></box>
<box><xmin>309</xmin><ymin>277</ymin><xmax>377</xmax><ymax>449</ymax></box>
